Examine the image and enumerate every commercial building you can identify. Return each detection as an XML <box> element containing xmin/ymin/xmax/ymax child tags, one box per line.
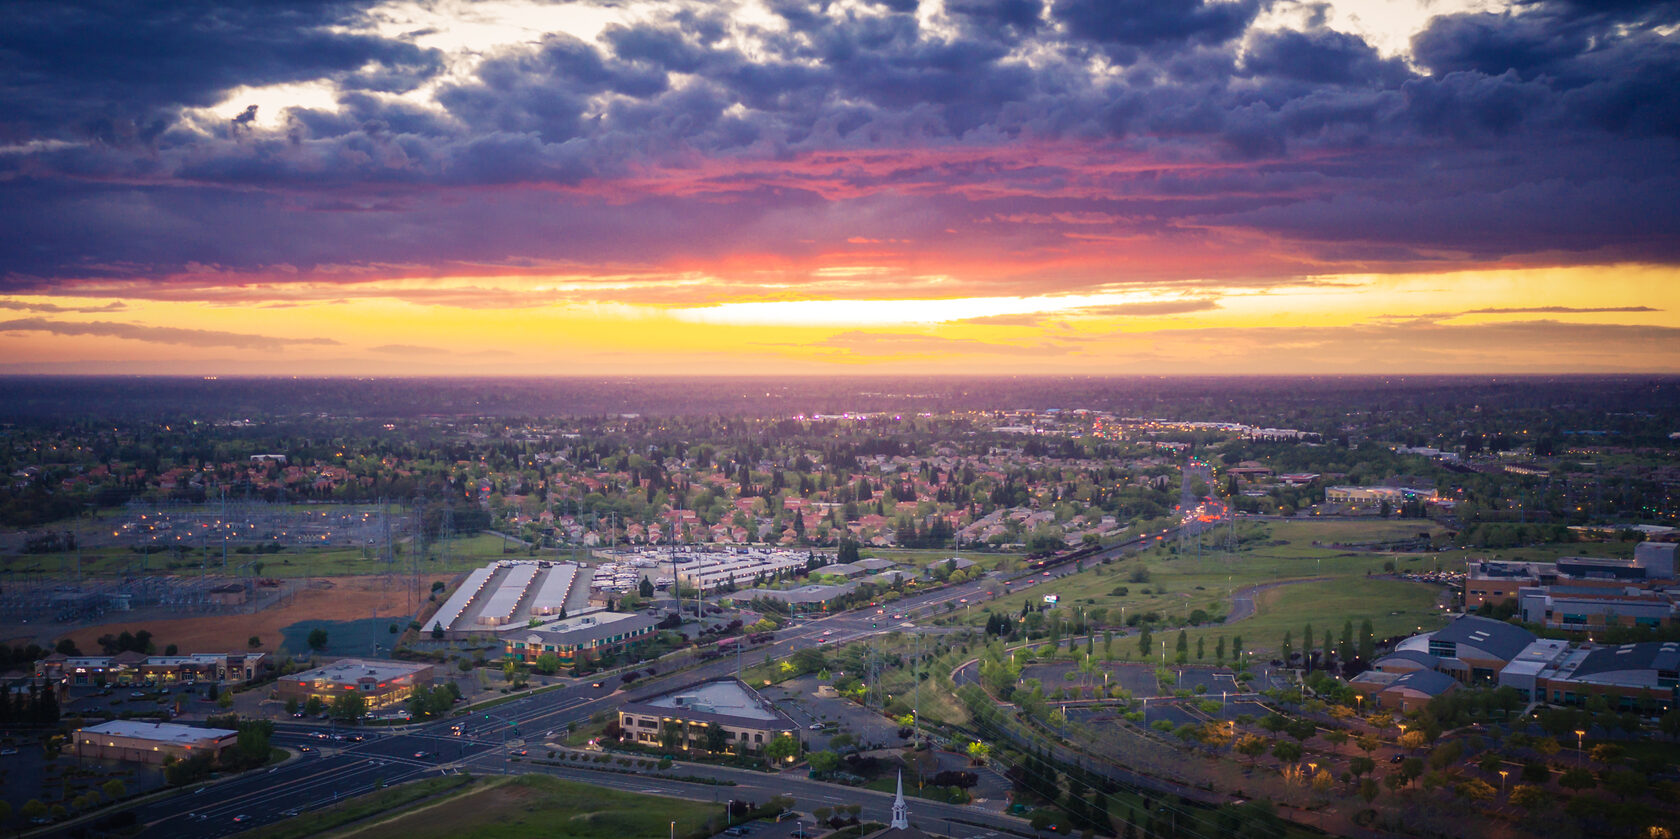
<box><xmin>1463</xmin><ymin>561</ymin><xmax>1557</xmax><ymax>608</ymax></box>
<box><xmin>1348</xmin><ymin>668</ymin><xmax>1459</xmax><ymax>713</ymax></box>
<box><xmin>1324</xmin><ymin>484</ymin><xmax>1440</xmax><ymax>506</ymax></box>
<box><xmin>72</xmin><ymin>720</ymin><xmax>238</xmax><ymax>765</ymax></box>
<box><xmin>501</xmin><ymin>611</ymin><xmax>660</xmax><ymax>665</ymax></box>
<box><xmin>275</xmin><ymin>659</ymin><xmax>434</xmax><ymax>710</ymax></box>
<box><xmin>616</xmin><ymin>678</ymin><xmax>798</xmax><ymax>757</ymax></box>
<box><xmin>1356</xmin><ymin>617</ymin><xmax>1679</xmax><ymax>713</ymax></box>
<box><xmin>1466</xmin><ymin>542</ymin><xmax>1678</xmax><ymax>627</ymax></box>
<box><xmin>1529</xmin><ymin>641</ymin><xmax>1679</xmax><ymax>712</ymax></box>
<box><xmin>37</xmin><ymin>651</ymin><xmax>269</xmax><ymax>686</ymax></box>
<box><xmin>739</xmin><ymin>583</ymin><xmax>856</xmax><ymax>612</ymax></box>
<box><xmin>1518</xmin><ymin>586</ymin><xmax>1677</xmax><ymax>631</ymax></box>
<box><xmin>1394</xmin><ymin>615</ymin><xmax>1539</xmax><ymax>682</ymax></box>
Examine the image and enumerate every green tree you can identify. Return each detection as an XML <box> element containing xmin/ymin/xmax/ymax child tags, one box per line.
<box><xmin>639</xmin><ymin>577</ymin><xmax>655</xmax><ymax>598</ymax></box>
<box><xmin>533</xmin><ymin>652</ymin><xmax>560</xmax><ymax>675</ymax></box>
<box><xmin>1137</xmin><ymin>626</ymin><xmax>1153</xmax><ymax>659</ymax></box>
<box><xmin>764</xmin><ymin>734</ymin><xmax>799</xmax><ymax>764</ymax></box>
<box><xmin>1271</xmin><ymin>740</ymin><xmax>1302</xmax><ymax>762</ymax></box>
<box><xmin>966</xmin><ymin>740</ymin><xmax>991</xmax><ymax>764</ymax></box>
<box><xmin>1508</xmin><ymin>785</ymin><xmax>1548</xmax><ymax>809</ymax></box>
<box><xmin>1399</xmin><ymin>758</ymin><xmax>1424</xmax><ymax>787</ymax></box>
<box><xmin>304</xmin><ymin>695</ymin><xmax>324</xmax><ymax>716</ymax></box>
<box><xmin>236</xmin><ymin>720</ymin><xmax>273</xmax><ymax>765</ymax></box>
<box><xmin>285</xmin><ymin>696</ymin><xmax>300</xmax><ymax>715</ymax></box>
<box><xmin>1458</xmin><ymin>778</ymin><xmax>1496</xmax><ymax>802</ymax></box>
<box><xmin>1558</xmin><ymin>767</ymin><xmax>1596</xmax><ymax>791</ymax></box>
<box><xmin>20</xmin><ymin>799</ymin><xmax>47</xmax><ymax>822</ymax></box>
<box><xmin>247</xmin><ymin>635</ymin><xmax>261</xmax><ymax>649</ymax></box>
<box><xmin>431</xmin><ymin>622</ymin><xmax>445</xmax><ymax>640</ymax></box>
<box><xmin>705</xmin><ymin>723</ymin><xmax>730</xmax><ymax>753</ymax></box>
<box><xmin>1175</xmin><ymin>630</ymin><xmax>1188</xmax><ymax>664</ymax></box>
<box><xmin>808</xmin><ymin>750</ymin><xmax>840</xmax><ymax>775</ymax></box>
<box><xmin>1235</xmin><ymin>735</ymin><xmax>1269</xmax><ymax>764</ymax></box>
<box><xmin>1358</xmin><ymin>778</ymin><xmax>1379</xmax><ymax>804</ymax></box>
<box><xmin>1601</xmin><ymin>768</ymin><xmax>1646</xmax><ymax>799</ymax></box>
<box><xmin>102</xmin><ymin>779</ymin><xmax>127</xmax><ymax>799</ymax></box>
<box><xmin>330</xmin><ymin>691</ymin><xmax>367</xmax><ymax>721</ymax></box>
<box><xmin>307</xmin><ymin>628</ymin><xmax>329</xmax><ymax>651</ymax></box>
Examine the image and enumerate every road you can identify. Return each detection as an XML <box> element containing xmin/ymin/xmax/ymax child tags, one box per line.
<box><xmin>40</xmin><ymin>528</ymin><xmax>1182</xmax><ymax>839</ymax></box>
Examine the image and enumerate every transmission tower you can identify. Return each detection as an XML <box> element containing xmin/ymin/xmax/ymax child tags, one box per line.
<box><xmin>866</xmin><ymin>640</ymin><xmax>883</xmax><ymax>711</ymax></box>
<box><xmin>440</xmin><ymin>506</ymin><xmax>455</xmax><ymax>565</ymax></box>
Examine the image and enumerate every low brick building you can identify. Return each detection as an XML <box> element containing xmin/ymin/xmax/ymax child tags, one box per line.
<box><xmin>73</xmin><ymin>720</ymin><xmax>238</xmax><ymax>765</ymax></box>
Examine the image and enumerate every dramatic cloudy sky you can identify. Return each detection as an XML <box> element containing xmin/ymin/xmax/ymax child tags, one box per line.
<box><xmin>2</xmin><ymin>0</ymin><xmax>1677</xmax><ymax>374</ymax></box>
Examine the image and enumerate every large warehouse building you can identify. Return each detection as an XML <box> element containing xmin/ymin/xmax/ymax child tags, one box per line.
<box><xmin>427</xmin><ymin>560</ymin><xmax>588</xmax><ymax>640</ymax></box>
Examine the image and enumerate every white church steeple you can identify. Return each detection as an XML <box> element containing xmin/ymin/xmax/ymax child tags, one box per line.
<box><xmin>891</xmin><ymin>770</ymin><xmax>909</xmax><ymax>829</ymax></box>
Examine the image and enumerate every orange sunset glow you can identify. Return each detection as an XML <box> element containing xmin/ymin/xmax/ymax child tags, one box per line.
<box><xmin>2</xmin><ymin>0</ymin><xmax>1676</xmax><ymax>374</ymax></box>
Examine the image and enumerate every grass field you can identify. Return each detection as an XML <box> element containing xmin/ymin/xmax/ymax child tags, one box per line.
<box><xmin>337</xmin><ymin>775</ymin><xmax>724</xmax><ymax>839</ymax></box>
<box><xmin>955</xmin><ymin>518</ymin><xmax>1475</xmax><ymax>660</ymax></box>
<box><xmin>241</xmin><ymin>775</ymin><xmax>475</xmax><ymax>839</ymax></box>
<box><xmin>1152</xmin><ymin>576</ymin><xmax>1450</xmax><ymax>662</ymax></box>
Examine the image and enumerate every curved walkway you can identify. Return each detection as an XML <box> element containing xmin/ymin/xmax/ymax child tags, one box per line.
<box><xmin>1223</xmin><ymin>576</ymin><xmax>1328</xmax><ymax>625</ymax></box>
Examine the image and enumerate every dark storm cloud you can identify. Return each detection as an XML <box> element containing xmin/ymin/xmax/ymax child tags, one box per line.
<box><xmin>1054</xmin><ymin>0</ymin><xmax>1260</xmax><ymax>52</ymax></box>
<box><xmin>1242</xmin><ymin>28</ymin><xmax>1402</xmax><ymax>86</ymax></box>
<box><xmin>0</xmin><ymin>317</ymin><xmax>341</xmax><ymax>349</ymax></box>
<box><xmin>0</xmin><ymin>0</ymin><xmax>1677</xmax><ymax>295</ymax></box>
<box><xmin>0</xmin><ymin>0</ymin><xmax>443</xmax><ymax>143</ymax></box>
<box><xmin>946</xmin><ymin>0</ymin><xmax>1043</xmax><ymax>39</ymax></box>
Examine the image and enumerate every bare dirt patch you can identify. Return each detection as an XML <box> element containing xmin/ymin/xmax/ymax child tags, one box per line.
<box><xmin>57</xmin><ymin>574</ymin><xmax>452</xmax><ymax>654</ymax></box>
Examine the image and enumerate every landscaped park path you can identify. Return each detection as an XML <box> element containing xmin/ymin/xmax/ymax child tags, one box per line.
<box><xmin>1222</xmin><ymin>576</ymin><xmax>1328</xmax><ymax>624</ymax></box>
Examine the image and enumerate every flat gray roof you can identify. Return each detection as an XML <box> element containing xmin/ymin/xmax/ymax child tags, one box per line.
<box><xmin>295</xmin><ymin>659</ymin><xmax>430</xmax><ymax>683</ymax></box>
<box><xmin>81</xmin><ymin>720</ymin><xmax>236</xmax><ymax>743</ymax></box>
<box><xmin>645</xmin><ymin>680</ymin><xmax>778</xmax><ymax>721</ymax></box>
<box><xmin>621</xmin><ymin>678</ymin><xmax>796</xmax><ymax>731</ymax></box>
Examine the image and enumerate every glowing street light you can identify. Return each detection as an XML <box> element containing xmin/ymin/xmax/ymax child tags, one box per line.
<box><xmin>1574</xmin><ymin>729</ymin><xmax>1586</xmax><ymax>765</ymax></box>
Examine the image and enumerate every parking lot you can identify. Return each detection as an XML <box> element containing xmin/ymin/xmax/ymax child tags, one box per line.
<box><xmin>760</xmin><ymin>676</ymin><xmax>907</xmax><ymax>753</ymax></box>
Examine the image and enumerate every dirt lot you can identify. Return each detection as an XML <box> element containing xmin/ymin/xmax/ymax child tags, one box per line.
<box><xmin>54</xmin><ymin>574</ymin><xmax>451</xmax><ymax>654</ymax></box>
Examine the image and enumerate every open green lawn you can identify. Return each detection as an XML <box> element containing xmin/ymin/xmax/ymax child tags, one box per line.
<box><xmin>1160</xmin><ymin>576</ymin><xmax>1451</xmax><ymax>662</ymax></box>
<box><xmin>954</xmin><ymin>519</ymin><xmax>1473</xmax><ymax>660</ymax></box>
<box><xmin>339</xmin><ymin>775</ymin><xmax>723</xmax><ymax>839</ymax></box>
